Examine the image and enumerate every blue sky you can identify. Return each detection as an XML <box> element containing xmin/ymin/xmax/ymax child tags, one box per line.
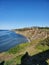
<box><xmin>0</xmin><ymin>0</ymin><xmax>49</xmax><ymax>29</ymax></box>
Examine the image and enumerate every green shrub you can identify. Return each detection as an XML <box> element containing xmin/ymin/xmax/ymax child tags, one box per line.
<box><xmin>7</xmin><ymin>42</ymin><xmax>30</xmax><ymax>54</ymax></box>
<box><xmin>36</xmin><ymin>37</ymin><xmax>49</xmax><ymax>51</ymax></box>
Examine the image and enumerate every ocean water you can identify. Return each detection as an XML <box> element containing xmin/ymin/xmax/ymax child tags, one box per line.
<box><xmin>0</xmin><ymin>30</ymin><xmax>28</xmax><ymax>52</ymax></box>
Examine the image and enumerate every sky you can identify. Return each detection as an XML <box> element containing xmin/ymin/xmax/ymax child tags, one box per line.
<box><xmin>0</xmin><ymin>0</ymin><xmax>49</xmax><ymax>30</ymax></box>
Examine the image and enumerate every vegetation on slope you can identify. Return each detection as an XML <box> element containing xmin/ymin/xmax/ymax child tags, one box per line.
<box><xmin>7</xmin><ymin>42</ymin><xmax>30</xmax><ymax>54</ymax></box>
<box><xmin>36</xmin><ymin>37</ymin><xmax>49</xmax><ymax>51</ymax></box>
<box><xmin>3</xmin><ymin>37</ymin><xmax>49</xmax><ymax>65</ymax></box>
<box><xmin>0</xmin><ymin>27</ymin><xmax>49</xmax><ymax>65</ymax></box>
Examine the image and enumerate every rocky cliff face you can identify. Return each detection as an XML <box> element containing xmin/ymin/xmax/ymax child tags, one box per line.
<box><xmin>14</xmin><ymin>27</ymin><xmax>49</xmax><ymax>41</ymax></box>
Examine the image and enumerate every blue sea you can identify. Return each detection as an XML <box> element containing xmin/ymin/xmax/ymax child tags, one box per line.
<box><xmin>0</xmin><ymin>30</ymin><xmax>28</xmax><ymax>52</ymax></box>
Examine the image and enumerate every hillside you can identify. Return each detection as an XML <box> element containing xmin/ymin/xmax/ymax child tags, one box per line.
<box><xmin>14</xmin><ymin>27</ymin><xmax>49</xmax><ymax>41</ymax></box>
<box><xmin>0</xmin><ymin>27</ymin><xmax>49</xmax><ymax>65</ymax></box>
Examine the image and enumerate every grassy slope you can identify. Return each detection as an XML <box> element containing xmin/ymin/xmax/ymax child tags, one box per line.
<box><xmin>0</xmin><ymin>39</ymin><xmax>41</xmax><ymax>65</ymax></box>
<box><xmin>0</xmin><ymin>38</ymin><xmax>49</xmax><ymax>65</ymax></box>
<box><xmin>0</xmin><ymin>27</ymin><xmax>49</xmax><ymax>65</ymax></box>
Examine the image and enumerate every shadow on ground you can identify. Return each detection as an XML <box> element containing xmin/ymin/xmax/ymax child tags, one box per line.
<box><xmin>17</xmin><ymin>50</ymin><xmax>49</xmax><ymax>65</ymax></box>
<box><xmin>0</xmin><ymin>61</ymin><xmax>5</xmax><ymax>65</ymax></box>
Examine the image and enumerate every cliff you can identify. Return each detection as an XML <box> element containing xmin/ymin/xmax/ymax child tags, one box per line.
<box><xmin>14</xmin><ymin>27</ymin><xmax>49</xmax><ymax>41</ymax></box>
